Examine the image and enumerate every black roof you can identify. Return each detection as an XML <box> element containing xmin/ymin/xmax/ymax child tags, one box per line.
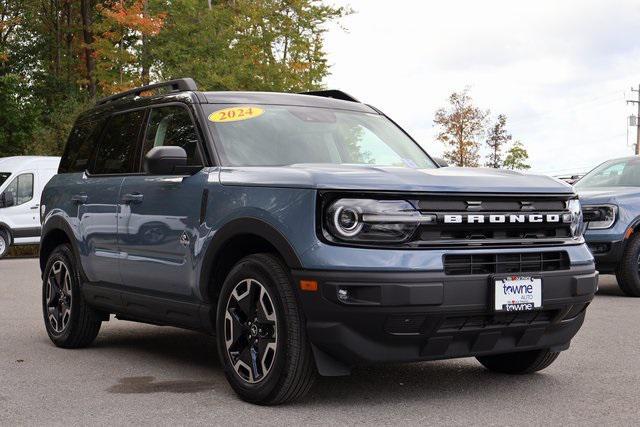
<box><xmin>202</xmin><ymin>91</ymin><xmax>375</xmax><ymax>113</ymax></box>
<box><xmin>80</xmin><ymin>78</ymin><xmax>375</xmax><ymax>123</ymax></box>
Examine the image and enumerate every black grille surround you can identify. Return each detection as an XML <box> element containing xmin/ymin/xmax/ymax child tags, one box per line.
<box><xmin>416</xmin><ymin>194</ymin><xmax>575</xmax><ymax>247</ymax></box>
<box><xmin>443</xmin><ymin>251</ymin><xmax>570</xmax><ymax>275</ymax></box>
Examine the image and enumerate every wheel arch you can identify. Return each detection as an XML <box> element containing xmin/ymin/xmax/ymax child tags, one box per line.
<box><xmin>199</xmin><ymin>218</ymin><xmax>303</xmax><ymax>304</ymax></box>
<box><xmin>40</xmin><ymin>217</ymin><xmax>80</xmax><ymax>275</ymax></box>
<box><xmin>0</xmin><ymin>221</ymin><xmax>11</xmax><ymax>256</ymax></box>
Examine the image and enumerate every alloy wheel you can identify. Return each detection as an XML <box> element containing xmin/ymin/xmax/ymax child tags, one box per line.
<box><xmin>0</xmin><ymin>235</ymin><xmax>6</xmax><ymax>256</ymax></box>
<box><xmin>224</xmin><ymin>279</ymin><xmax>278</xmax><ymax>384</ymax></box>
<box><xmin>45</xmin><ymin>260</ymin><xmax>73</xmax><ymax>333</ymax></box>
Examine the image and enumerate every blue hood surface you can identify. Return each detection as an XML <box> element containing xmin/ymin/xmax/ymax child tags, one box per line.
<box><xmin>578</xmin><ymin>187</ymin><xmax>640</xmax><ymax>203</ymax></box>
<box><xmin>219</xmin><ymin>164</ymin><xmax>574</xmax><ymax>194</ymax></box>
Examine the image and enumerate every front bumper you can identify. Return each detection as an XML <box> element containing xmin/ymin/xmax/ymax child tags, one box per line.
<box><xmin>292</xmin><ymin>265</ymin><xmax>597</xmax><ymax>375</ymax></box>
<box><xmin>585</xmin><ymin>238</ymin><xmax>625</xmax><ymax>273</ymax></box>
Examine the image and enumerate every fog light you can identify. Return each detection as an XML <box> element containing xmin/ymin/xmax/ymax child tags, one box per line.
<box><xmin>337</xmin><ymin>288</ymin><xmax>349</xmax><ymax>301</ymax></box>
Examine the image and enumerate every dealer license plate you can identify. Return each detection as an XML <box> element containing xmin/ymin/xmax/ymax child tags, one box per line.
<box><xmin>494</xmin><ymin>276</ymin><xmax>542</xmax><ymax>312</ymax></box>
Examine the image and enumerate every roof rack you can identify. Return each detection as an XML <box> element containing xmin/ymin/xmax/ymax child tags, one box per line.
<box><xmin>96</xmin><ymin>78</ymin><xmax>198</xmax><ymax>106</ymax></box>
<box><xmin>300</xmin><ymin>89</ymin><xmax>359</xmax><ymax>103</ymax></box>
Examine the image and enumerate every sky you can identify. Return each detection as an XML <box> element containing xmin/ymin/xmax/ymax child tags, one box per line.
<box><xmin>323</xmin><ymin>0</ymin><xmax>640</xmax><ymax>175</ymax></box>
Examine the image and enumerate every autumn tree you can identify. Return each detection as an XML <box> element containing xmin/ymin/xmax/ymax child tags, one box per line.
<box><xmin>0</xmin><ymin>0</ymin><xmax>348</xmax><ymax>158</ymax></box>
<box><xmin>485</xmin><ymin>114</ymin><xmax>511</xmax><ymax>168</ymax></box>
<box><xmin>503</xmin><ymin>141</ymin><xmax>531</xmax><ymax>170</ymax></box>
<box><xmin>93</xmin><ymin>0</ymin><xmax>166</xmax><ymax>94</ymax></box>
<box><xmin>148</xmin><ymin>0</ymin><xmax>349</xmax><ymax>92</ymax></box>
<box><xmin>434</xmin><ymin>88</ymin><xmax>489</xmax><ymax>167</ymax></box>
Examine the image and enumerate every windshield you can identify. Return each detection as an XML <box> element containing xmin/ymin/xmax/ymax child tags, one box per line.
<box><xmin>576</xmin><ymin>158</ymin><xmax>640</xmax><ymax>188</ymax></box>
<box><xmin>0</xmin><ymin>173</ymin><xmax>9</xmax><ymax>188</ymax></box>
<box><xmin>206</xmin><ymin>105</ymin><xmax>436</xmax><ymax>168</ymax></box>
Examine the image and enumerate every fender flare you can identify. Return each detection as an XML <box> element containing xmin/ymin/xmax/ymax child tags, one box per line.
<box><xmin>629</xmin><ymin>215</ymin><xmax>640</xmax><ymax>233</ymax></box>
<box><xmin>40</xmin><ymin>216</ymin><xmax>81</xmax><ymax>274</ymax></box>
<box><xmin>198</xmin><ymin>217</ymin><xmax>303</xmax><ymax>301</ymax></box>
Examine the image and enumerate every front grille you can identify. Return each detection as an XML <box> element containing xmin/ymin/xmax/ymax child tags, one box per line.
<box><xmin>443</xmin><ymin>251</ymin><xmax>570</xmax><ymax>275</ymax></box>
<box><xmin>413</xmin><ymin>194</ymin><xmax>573</xmax><ymax>247</ymax></box>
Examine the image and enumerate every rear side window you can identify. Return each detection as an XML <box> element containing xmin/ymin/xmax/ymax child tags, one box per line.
<box><xmin>91</xmin><ymin>110</ymin><xmax>145</xmax><ymax>175</ymax></box>
<box><xmin>142</xmin><ymin>106</ymin><xmax>203</xmax><ymax>166</ymax></box>
<box><xmin>59</xmin><ymin>121</ymin><xmax>101</xmax><ymax>173</ymax></box>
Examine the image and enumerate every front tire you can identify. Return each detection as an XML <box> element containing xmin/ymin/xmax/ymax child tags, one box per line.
<box><xmin>42</xmin><ymin>244</ymin><xmax>102</xmax><ymax>348</ymax></box>
<box><xmin>0</xmin><ymin>230</ymin><xmax>9</xmax><ymax>259</ymax></box>
<box><xmin>476</xmin><ymin>348</ymin><xmax>560</xmax><ymax>374</ymax></box>
<box><xmin>216</xmin><ymin>253</ymin><xmax>316</xmax><ymax>405</ymax></box>
<box><xmin>615</xmin><ymin>233</ymin><xmax>640</xmax><ymax>297</ymax></box>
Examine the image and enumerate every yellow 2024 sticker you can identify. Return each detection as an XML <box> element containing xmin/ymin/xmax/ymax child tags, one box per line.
<box><xmin>208</xmin><ymin>106</ymin><xmax>264</xmax><ymax>123</ymax></box>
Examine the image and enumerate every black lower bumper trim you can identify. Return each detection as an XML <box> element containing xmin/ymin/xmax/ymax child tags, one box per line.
<box><xmin>293</xmin><ymin>265</ymin><xmax>596</xmax><ymax>371</ymax></box>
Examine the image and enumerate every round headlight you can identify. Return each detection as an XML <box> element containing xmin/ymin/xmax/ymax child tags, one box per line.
<box><xmin>333</xmin><ymin>206</ymin><xmax>363</xmax><ymax>237</ymax></box>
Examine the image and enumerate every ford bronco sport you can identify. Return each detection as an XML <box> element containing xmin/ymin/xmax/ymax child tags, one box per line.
<box><xmin>40</xmin><ymin>79</ymin><xmax>597</xmax><ymax>404</ymax></box>
<box><xmin>576</xmin><ymin>156</ymin><xmax>640</xmax><ymax>296</ymax></box>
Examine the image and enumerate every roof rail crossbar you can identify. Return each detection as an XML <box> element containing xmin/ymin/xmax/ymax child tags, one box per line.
<box><xmin>96</xmin><ymin>78</ymin><xmax>198</xmax><ymax>106</ymax></box>
<box><xmin>300</xmin><ymin>89</ymin><xmax>359</xmax><ymax>103</ymax></box>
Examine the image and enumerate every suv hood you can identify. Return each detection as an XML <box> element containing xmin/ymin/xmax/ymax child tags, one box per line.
<box><xmin>219</xmin><ymin>164</ymin><xmax>573</xmax><ymax>194</ymax></box>
<box><xmin>578</xmin><ymin>186</ymin><xmax>640</xmax><ymax>204</ymax></box>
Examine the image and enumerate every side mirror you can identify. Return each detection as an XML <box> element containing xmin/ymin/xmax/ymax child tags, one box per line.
<box><xmin>144</xmin><ymin>146</ymin><xmax>187</xmax><ymax>175</ymax></box>
<box><xmin>433</xmin><ymin>157</ymin><xmax>449</xmax><ymax>167</ymax></box>
<box><xmin>0</xmin><ymin>191</ymin><xmax>14</xmax><ymax>208</ymax></box>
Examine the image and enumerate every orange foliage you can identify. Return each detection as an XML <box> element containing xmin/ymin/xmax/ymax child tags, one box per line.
<box><xmin>97</xmin><ymin>0</ymin><xmax>166</xmax><ymax>36</ymax></box>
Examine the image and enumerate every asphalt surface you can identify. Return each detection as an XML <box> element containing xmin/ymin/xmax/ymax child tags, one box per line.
<box><xmin>1</xmin><ymin>258</ymin><xmax>639</xmax><ymax>426</ymax></box>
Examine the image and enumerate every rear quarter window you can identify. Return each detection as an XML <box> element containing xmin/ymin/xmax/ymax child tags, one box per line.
<box><xmin>90</xmin><ymin>110</ymin><xmax>145</xmax><ymax>175</ymax></box>
<box><xmin>59</xmin><ymin>120</ymin><xmax>103</xmax><ymax>174</ymax></box>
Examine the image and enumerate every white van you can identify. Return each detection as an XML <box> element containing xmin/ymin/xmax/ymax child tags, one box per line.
<box><xmin>0</xmin><ymin>156</ymin><xmax>60</xmax><ymax>258</ymax></box>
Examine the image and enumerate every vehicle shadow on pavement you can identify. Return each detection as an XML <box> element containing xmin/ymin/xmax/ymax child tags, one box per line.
<box><xmin>92</xmin><ymin>326</ymin><xmax>220</xmax><ymax>371</ymax></box>
<box><xmin>302</xmin><ymin>361</ymin><xmax>562</xmax><ymax>407</ymax></box>
<box><xmin>83</xmin><ymin>322</ymin><xmax>563</xmax><ymax>405</ymax></box>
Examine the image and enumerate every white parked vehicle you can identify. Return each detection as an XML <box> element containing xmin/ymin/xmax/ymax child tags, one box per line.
<box><xmin>0</xmin><ymin>156</ymin><xmax>60</xmax><ymax>258</ymax></box>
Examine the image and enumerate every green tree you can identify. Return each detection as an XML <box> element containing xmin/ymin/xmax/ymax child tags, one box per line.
<box><xmin>0</xmin><ymin>0</ymin><xmax>349</xmax><ymax>158</ymax></box>
<box><xmin>503</xmin><ymin>141</ymin><xmax>531</xmax><ymax>170</ymax></box>
<box><xmin>148</xmin><ymin>0</ymin><xmax>348</xmax><ymax>91</ymax></box>
<box><xmin>485</xmin><ymin>114</ymin><xmax>511</xmax><ymax>168</ymax></box>
<box><xmin>434</xmin><ymin>88</ymin><xmax>489</xmax><ymax>167</ymax></box>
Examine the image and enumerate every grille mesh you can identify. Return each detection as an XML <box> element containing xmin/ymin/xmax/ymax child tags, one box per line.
<box><xmin>443</xmin><ymin>251</ymin><xmax>569</xmax><ymax>275</ymax></box>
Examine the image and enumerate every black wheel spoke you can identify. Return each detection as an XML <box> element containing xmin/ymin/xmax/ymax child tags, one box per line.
<box><xmin>250</xmin><ymin>344</ymin><xmax>261</xmax><ymax>381</ymax></box>
<box><xmin>247</xmin><ymin>282</ymin><xmax>259</xmax><ymax>318</ymax></box>
<box><xmin>228</xmin><ymin>306</ymin><xmax>248</xmax><ymax>328</ymax></box>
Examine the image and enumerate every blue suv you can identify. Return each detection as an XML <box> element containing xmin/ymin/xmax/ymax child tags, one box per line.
<box><xmin>40</xmin><ymin>79</ymin><xmax>597</xmax><ymax>404</ymax></box>
<box><xmin>576</xmin><ymin>156</ymin><xmax>640</xmax><ymax>297</ymax></box>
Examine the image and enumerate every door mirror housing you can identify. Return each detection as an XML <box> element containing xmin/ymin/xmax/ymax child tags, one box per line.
<box><xmin>144</xmin><ymin>146</ymin><xmax>188</xmax><ymax>175</ymax></box>
<box><xmin>0</xmin><ymin>190</ymin><xmax>14</xmax><ymax>208</ymax></box>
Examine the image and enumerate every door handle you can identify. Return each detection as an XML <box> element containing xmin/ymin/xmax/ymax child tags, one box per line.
<box><xmin>71</xmin><ymin>194</ymin><xmax>88</xmax><ymax>204</ymax></box>
<box><xmin>122</xmin><ymin>193</ymin><xmax>144</xmax><ymax>204</ymax></box>
<box><xmin>31</xmin><ymin>204</ymin><xmax>40</xmax><ymax>210</ymax></box>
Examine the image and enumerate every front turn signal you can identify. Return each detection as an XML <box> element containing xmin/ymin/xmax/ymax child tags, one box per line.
<box><xmin>300</xmin><ymin>280</ymin><xmax>318</xmax><ymax>292</ymax></box>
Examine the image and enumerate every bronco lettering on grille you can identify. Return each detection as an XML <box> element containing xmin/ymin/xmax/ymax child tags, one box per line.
<box><xmin>443</xmin><ymin>214</ymin><xmax>564</xmax><ymax>224</ymax></box>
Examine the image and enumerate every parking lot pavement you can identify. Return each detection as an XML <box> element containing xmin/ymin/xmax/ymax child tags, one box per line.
<box><xmin>1</xmin><ymin>258</ymin><xmax>639</xmax><ymax>426</ymax></box>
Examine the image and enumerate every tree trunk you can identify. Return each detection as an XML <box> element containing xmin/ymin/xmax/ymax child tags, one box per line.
<box><xmin>141</xmin><ymin>0</ymin><xmax>150</xmax><ymax>85</ymax></box>
<box><xmin>80</xmin><ymin>0</ymin><xmax>96</xmax><ymax>97</ymax></box>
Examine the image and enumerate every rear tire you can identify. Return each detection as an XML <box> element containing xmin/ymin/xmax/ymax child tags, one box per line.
<box><xmin>42</xmin><ymin>244</ymin><xmax>102</xmax><ymax>348</ymax></box>
<box><xmin>615</xmin><ymin>233</ymin><xmax>640</xmax><ymax>297</ymax></box>
<box><xmin>477</xmin><ymin>348</ymin><xmax>560</xmax><ymax>374</ymax></box>
<box><xmin>0</xmin><ymin>230</ymin><xmax>9</xmax><ymax>259</ymax></box>
<box><xmin>216</xmin><ymin>253</ymin><xmax>316</xmax><ymax>405</ymax></box>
